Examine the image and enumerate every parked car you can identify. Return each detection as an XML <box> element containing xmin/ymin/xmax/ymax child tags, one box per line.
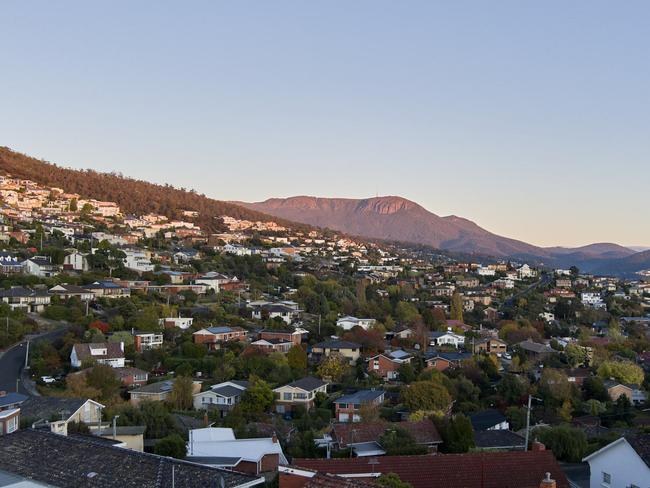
<box><xmin>41</xmin><ymin>376</ymin><xmax>56</xmax><ymax>384</ymax></box>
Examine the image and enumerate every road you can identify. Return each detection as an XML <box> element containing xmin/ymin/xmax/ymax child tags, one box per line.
<box><xmin>500</xmin><ymin>272</ymin><xmax>552</xmax><ymax>311</ymax></box>
<box><xmin>0</xmin><ymin>324</ymin><xmax>69</xmax><ymax>396</ymax></box>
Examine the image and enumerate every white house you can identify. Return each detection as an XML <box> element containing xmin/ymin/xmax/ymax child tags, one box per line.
<box><xmin>223</xmin><ymin>244</ymin><xmax>252</xmax><ymax>256</ymax></box>
<box><xmin>193</xmin><ymin>380</ymin><xmax>249</xmax><ymax>414</ymax></box>
<box><xmin>429</xmin><ymin>329</ymin><xmax>465</xmax><ymax>348</ymax></box>
<box><xmin>517</xmin><ymin>264</ymin><xmax>537</xmax><ymax>279</ymax></box>
<box><xmin>581</xmin><ymin>292</ymin><xmax>606</xmax><ymax>309</ymax></box>
<box><xmin>336</xmin><ymin>316</ymin><xmax>377</xmax><ymax>331</ymax></box>
<box><xmin>159</xmin><ymin>317</ymin><xmax>194</xmax><ymax>329</ymax></box>
<box><xmin>583</xmin><ymin>435</ymin><xmax>650</xmax><ymax>488</ymax></box>
<box><xmin>23</xmin><ymin>256</ymin><xmax>59</xmax><ymax>277</ymax></box>
<box><xmin>477</xmin><ymin>267</ymin><xmax>496</xmax><ymax>277</ymax></box>
<box><xmin>63</xmin><ymin>251</ymin><xmax>89</xmax><ymax>272</ymax></box>
<box><xmin>70</xmin><ymin>342</ymin><xmax>125</xmax><ymax>368</ymax></box>
<box><xmin>123</xmin><ymin>249</ymin><xmax>154</xmax><ymax>273</ymax></box>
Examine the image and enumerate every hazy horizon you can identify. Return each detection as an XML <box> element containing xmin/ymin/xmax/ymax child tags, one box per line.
<box><xmin>2</xmin><ymin>1</ymin><xmax>649</xmax><ymax>247</ymax></box>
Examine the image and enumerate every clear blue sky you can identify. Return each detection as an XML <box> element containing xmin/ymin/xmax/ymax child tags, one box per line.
<box><xmin>2</xmin><ymin>1</ymin><xmax>649</xmax><ymax>247</ymax></box>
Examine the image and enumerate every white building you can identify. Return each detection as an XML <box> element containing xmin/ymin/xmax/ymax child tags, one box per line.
<box><xmin>583</xmin><ymin>435</ymin><xmax>650</xmax><ymax>488</ymax></box>
<box><xmin>159</xmin><ymin>317</ymin><xmax>194</xmax><ymax>329</ymax></box>
<box><xmin>336</xmin><ymin>316</ymin><xmax>376</xmax><ymax>331</ymax></box>
<box><xmin>581</xmin><ymin>292</ymin><xmax>606</xmax><ymax>309</ymax></box>
<box><xmin>63</xmin><ymin>251</ymin><xmax>89</xmax><ymax>272</ymax></box>
<box><xmin>123</xmin><ymin>249</ymin><xmax>154</xmax><ymax>273</ymax></box>
<box><xmin>429</xmin><ymin>329</ymin><xmax>465</xmax><ymax>348</ymax></box>
<box><xmin>517</xmin><ymin>264</ymin><xmax>537</xmax><ymax>279</ymax></box>
<box><xmin>70</xmin><ymin>342</ymin><xmax>125</xmax><ymax>368</ymax></box>
<box><xmin>477</xmin><ymin>267</ymin><xmax>496</xmax><ymax>276</ymax></box>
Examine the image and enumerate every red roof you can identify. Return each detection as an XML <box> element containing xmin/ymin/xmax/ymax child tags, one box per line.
<box><xmin>332</xmin><ymin>420</ymin><xmax>441</xmax><ymax>448</ymax></box>
<box><xmin>291</xmin><ymin>451</ymin><xmax>569</xmax><ymax>488</ymax></box>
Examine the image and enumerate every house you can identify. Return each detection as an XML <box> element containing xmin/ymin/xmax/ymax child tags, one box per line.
<box><xmin>311</xmin><ymin>340</ymin><xmax>361</xmax><ymax>363</ymax></box>
<box><xmin>0</xmin><ymin>252</ymin><xmax>24</xmax><ymax>273</ymax></box>
<box><xmin>88</xmin><ymin>423</ymin><xmax>147</xmax><ymax>451</ymax></box>
<box><xmin>581</xmin><ymin>292</ymin><xmax>606</xmax><ymax>309</ymax></box>
<box><xmin>273</xmin><ymin>377</ymin><xmax>328</xmax><ymax>414</ymax></box>
<box><xmin>0</xmin><ymin>408</ymin><xmax>19</xmax><ymax>436</ymax></box>
<box><xmin>391</xmin><ymin>325</ymin><xmax>414</xmax><ymax>340</ymax></box>
<box><xmin>193</xmin><ymin>380</ymin><xmax>249</xmax><ymax>415</ymax></box>
<box><xmin>0</xmin><ymin>429</ymin><xmax>262</xmax><ymax>488</ymax></box>
<box><xmin>283</xmin><ymin>450</ymin><xmax>570</xmax><ymax>488</ymax></box>
<box><xmin>583</xmin><ymin>434</ymin><xmax>650</xmax><ymax>488</ymax></box>
<box><xmin>249</xmin><ymin>338</ymin><xmax>293</xmax><ymax>353</ymax></box>
<box><xmin>471</xmin><ymin>409</ymin><xmax>510</xmax><ymax>431</ymax></box>
<box><xmin>425</xmin><ymin>351</ymin><xmax>472</xmax><ymax>371</ymax></box>
<box><xmin>0</xmin><ymin>286</ymin><xmax>51</xmax><ymax>312</ymax></box>
<box><xmin>333</xmin><ymin>390</ymin><xmax>385</xmax><ymax>422</ymax></box>
<box><xmin>123</xmin><ymin>248</ymin><xmax>154</xmax><ymax>273</ymax></box>
<box><xmin>429</xmin><ymin>329</ymin><xmax>465</xmax><ymax>348</ymax></box>
<box><xmin>259</xmin><ymin>329</ymin><xmax>305</xmax><ymax>345</ymax></box>
<box><xmin>473</xmin><ymin>337</ymin><xmax>507</xmax><ymax>355</ymax></box>
<box><xmin>336</xmin><ymin>316</ymin><xmax>377</xmax><ymax>331</ymax></box>
<box><xmin>84</xmin><ymin>280</ymin><xmax>131</xmax><ymax>298</ymax></box>
<box><xmin>160</xmin><ymin>316</ymin><xmax>194</xmax><ymax>329</ymax></box>
<box><xmin>366</xmin><ymin>350</ymin><xmax>412</xmax><ymax>380</ymax></box>
<box><xmin>113</xmin><ymin>367</ymin><xmax>149</xmax><ymax>388</ymax></box>
<box><xmin>517</xmin><ymin>264</ymin><xmax>537</xmax><ymax>279</ymax></box>
<box><xmin>0</xmin><ymin>391</ymin><xmax>28</xmax><ymax>411</ymax></box>
<box><xmin>517</xmin><ymin>339</ymin><xmax>555</xmax><ymax>359</ymax></box>
<box><xmin>23</xmin><ymin>256</ymin><xmax>59</xmax><ymax>277</ymax></box>
<box><xmin>49</xmin><ymin>283</ymin><xmax>95</xmax><ymax>301</ymax></box>
<box><xmin>603</xmin><ymin>380</ymin><xmax>634</xmax><ymax>403</ymax></box>
<box><xmin>331</xmin><ymin>419</ymin><xmax>442</xmax><ymax>454</ymax></box>
<box><xmin>473</xmin><ymin>430</ymin><xmax>526</xmax><ymax>451</ymax></box>
<box><xmin>193</xmin><ymin>326</ymin><xmax>247</xmax><ymax>350</ymax></box>
<box><xmin>70</xmin><ymin>342</ymin><xmax>125</xmax><ymax>368</ymax></box>
<box><xmin>132</xmin><ymin>330</ymin><xmax>164</xmax><ymax>352</ymax></box>
<box><xmin>63</xmin><ymin>251</ymin><xmax>89</xmax><ymax>272</ymax></box>
<box><xmin>566</xmin><ymin>368</ymin><xmax>591</xmax><ymax>386</ymax></box>
<box><xmin>129</xmin><ymin>379</ymin><xmax>201</xmax><ymax>405</ymax></box>
<box><xmin>251</xmin><ymin>303</ymin><xmax>299</xmax><ymax>324</ymax></box>
<box><xmin>186</xmin><ymin>427</ymin><xmax>288</xmax><ymax>475</ymax></box>
<box><xmin>19</xmin><ymin>397</ymin><xmax>104</xmax><ymax>434</ymax></box>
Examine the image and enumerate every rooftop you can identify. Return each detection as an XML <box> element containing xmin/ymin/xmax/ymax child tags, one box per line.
<box><xmin>0</xmin><ymin>429</ymin><xmax>261</xmax><ymax>488</ymax></box>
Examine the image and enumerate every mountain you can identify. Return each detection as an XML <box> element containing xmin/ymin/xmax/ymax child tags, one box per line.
<box><xmin>0</xmin><ymin>147</ymin><xmax>306</xmax><ymax>233</ymax></box>
<box><xmin>240</xmin><ymin>196</ymin><xmax>550</xmax><ymax>257</ymax></box>
<box><xmin>589</xmin><ymin>250</ymin><xmax>650</xmax><ymax>277</ymax></box>
<box><xmin>242</xmin><ymin>196</ymin><xmax>643</xmax><ymax>272</ymax></box>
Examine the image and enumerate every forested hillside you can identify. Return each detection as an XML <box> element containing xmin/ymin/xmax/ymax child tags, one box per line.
<box><xmin>0</xmin><ymin>147</ymin><xmax>303</xmax><ymax>232</ymax></box>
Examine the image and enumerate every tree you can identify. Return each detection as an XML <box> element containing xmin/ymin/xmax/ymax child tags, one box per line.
<box><xmin>565</xmin><ymin>344</ymin><xmax>588</xmax><ymax>367</ymax></box>
<box><xmin>167</xmin><ymin>375</ymin><xmax>194</xmax><ymax>411</ymax></box>
<box><xmin>317</xmin><ymin>356</ymin><xmax>349</xmax><ymax>382</ymax></box>
<box><xmin>539</xmin><ymin>369</ymin><xmax>572</xmax><ymax>404</ymax></box>
<box><xmin>69</xmin><ymin>198</ymin><xmax>78</xmax><ymax>212</ymax></box>
<box><xmin>139</xmin><ymin>401</ymin><xmax>181</xmax><ymax>439</ymax></box>
<box><xmin>287</xmin><ymin>345</ymin><xmax>308</xmax><ymax>373</ymax></box>
<box><xmin>376</xmin><ymin>473</ymin><xmax>413</xmax><ymax>488</ymax></box>
<box><xmin>379</xmin><ymin>427</ymin><xmax>427</xmax><ymax>455</ymax></box>
<box><xmin>85</xmin><ymin>364</ymin><xmax>122</xmax><ymax>403</ymax></box>
<box><xmin>450</xmin><ymin>292</ymin><xmax>463</xmax><ymax>322</ymax></box>
<box><xmin>534</xmin><ymin>426</ymin><xmax>587</xmax><ymax>462</ymax></box>
<box><xmin>397</xmin><ymin>363</ymin><xmax>416</xmax><ymax>384</ymax></box>
<box><xmin>497</xmin><ymin>374</ymin><xmax>529</xmax><ymax>404</ymax></box>
<box><xmin>436</xmin><ymin>414</ymin><xmax>475</xmax><ymax>453</ymax></box>
<box><xmin>240</xmin><ymin>376</ymin><xmax>274</xmax><ymax>417</ymax></box>
<box><xmin>597</xmin><ymin>360</ymin><xmax>644</xmax><ymax>385</ymax></box>
<box><xmin>154</xmin><ymin>434</ymin><xmax>186</xmax><ymax>459</ymax></box>
<box><xmin>401</xmin><ymin>381</ymin><xmax>451</xmax><ymax>413</ymax></box>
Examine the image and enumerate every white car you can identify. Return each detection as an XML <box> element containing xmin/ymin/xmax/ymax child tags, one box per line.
<box><xmin>504</xmin><ymin>353</ymin><xmax>512</xmax><ymax>360</ymax></box>
<box><xmin>40</xmin><ymin>376</ymin><xmax>56</xmax><ymax>384</ymax></box>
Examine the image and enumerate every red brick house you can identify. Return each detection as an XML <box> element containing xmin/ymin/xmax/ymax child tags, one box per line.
<box><xmin>193</xmin><ymin>326</ymin><xmax>247</xmax><ymax>350</ymax></box>
<box><xmin>366</xmin><ymin>350</ymin><xmax>411</xmax><ymax>380</ymax></box>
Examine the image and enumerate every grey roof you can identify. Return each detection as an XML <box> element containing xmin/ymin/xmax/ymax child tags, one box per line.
<box><xmin>19</xmin><ymin>397</ymin><xmax>92</xmax><ymax>422</ymax></box>
<box><xmin>312</xmin><ymin>340</ymin><xmax>361</xmax><ymax>350</ymax></box>
<box><xmin>473</xmin><ymin>430</ymin><xmax>526</xmax><ymax>449</ymax></box>
<box><xmin>470</xmin><ymin>409</ymin><xmax>508</xmax><ymax>431</ymax></box>
<box><xmin>626</xmin><ymin>434</ymin><xmax>650</xmax><ymax>469</ymax></box>
<box><xmin>185</xmin><ymin>456</ymin><xmax>243</xmax><ymax>467</ymax></box>
<box><xmin>0</xmin><ymin>429</ymin><xmax>261</xmax><ymax>488</ymax></box>
<box><xmin>211</xmin><ymin>385</ymin><xmax>246</xmax><ymax>398</ymax></box>
<box><xmin>517</xmin><ymin>340</ymin><xmax>554</xmax><ymax>354</ymax></box>
<box><xmin>130</xmin><ymin>380</ymin><xmax>175</xmax><ymax>395</ymax></box>
<box><xmin>0</xmin><ymin>392</ymin><xmax>28</xmax><ymax>408</ymax></box>
<box><xmin>94</xmin><ymin>425</ymin><xmax>147</xmax><ymax>436</ymax></box>
<box><xmin>0</xmin><ymin>287</ymin><xmax>50</xmax><ymax>298</ymax></box>
<box><xmin>334</xmin><ymin>390</ymin><xmax>385</xmax><ymax>405</ymax></box>
<box><xmin>283</xmin><ymin>376</ymin><xmax>328</xmax><ymax>392</ymax></box>
<box><xmin>205</xmin><ymin>326</ymin><xmax>241</xmax><ymax>334</ymax></box>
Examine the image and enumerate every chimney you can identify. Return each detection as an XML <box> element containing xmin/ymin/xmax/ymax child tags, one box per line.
<box><xmin>531</xmin><ymin>440</ymin><xmax>546</xmax><ymax>452</ymax></box>
<box><xmin>119</xmin><ymin>341</ymin><xmax>124</xmax><ymax>352</ymax></box>
<box><xmin>539</xmin><ymin>472</ymin><xmax>556</xmax><ymax>488</ymax></box>
<box><xmin>272</xmin><ymin>433</ymin><xmax>278</xmax><ymax>443</ymax></box>
<box><xmin>0</xmin><ymin>391</ymin><xmax>5</xmax><ymax>397</ymax></box>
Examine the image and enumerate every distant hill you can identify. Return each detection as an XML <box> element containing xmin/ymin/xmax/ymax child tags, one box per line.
<box><xmin>0</xmin><ymin>147</ymin><xmax>305</xmax><ymax>233</ymax></box>
<box><xmin>241</xmin><ymin>196</ymin><xmax>637</xmax><ymax>264</ymax></box>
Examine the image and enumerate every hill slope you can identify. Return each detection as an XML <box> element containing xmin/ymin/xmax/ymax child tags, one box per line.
<box><xmin>0</xmin><ymin>147</ymin><xmax>303</xmax><ymax>233</ymax></box>
<box><xmin>242</xmin><ymin>196</ymin><xmax>639</xmax><ymax>267</ymax></box>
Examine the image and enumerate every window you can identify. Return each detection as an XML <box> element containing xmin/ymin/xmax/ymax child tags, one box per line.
<box><xmin>283</xmin><ymin>393</ymin><xmax>292</xmax><ymax>401</ymax></box>
<box><xmin>602</xmin><ymin>472</ymin><xmax>611</xmax><ymax>484</ymax></box>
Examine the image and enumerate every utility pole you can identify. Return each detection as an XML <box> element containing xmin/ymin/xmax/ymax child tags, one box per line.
<box><xmin>112</xmin><ymin>415</ymin><xmax>120</xmax><ymax>440</ymax></box>
<box><xmin>24</xmin><ymin>340</ymin><xmax>30</xmax><ymax>369</ymax></box>
<box><xmin>524</xmin><ymin>395</ymin><xmax>542</xmax><ymax>450</ymax></box>
<box><xmin>318</xmin><ymin>314</ymin><xmax>321</xmax><ymax>336</ymax></box>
